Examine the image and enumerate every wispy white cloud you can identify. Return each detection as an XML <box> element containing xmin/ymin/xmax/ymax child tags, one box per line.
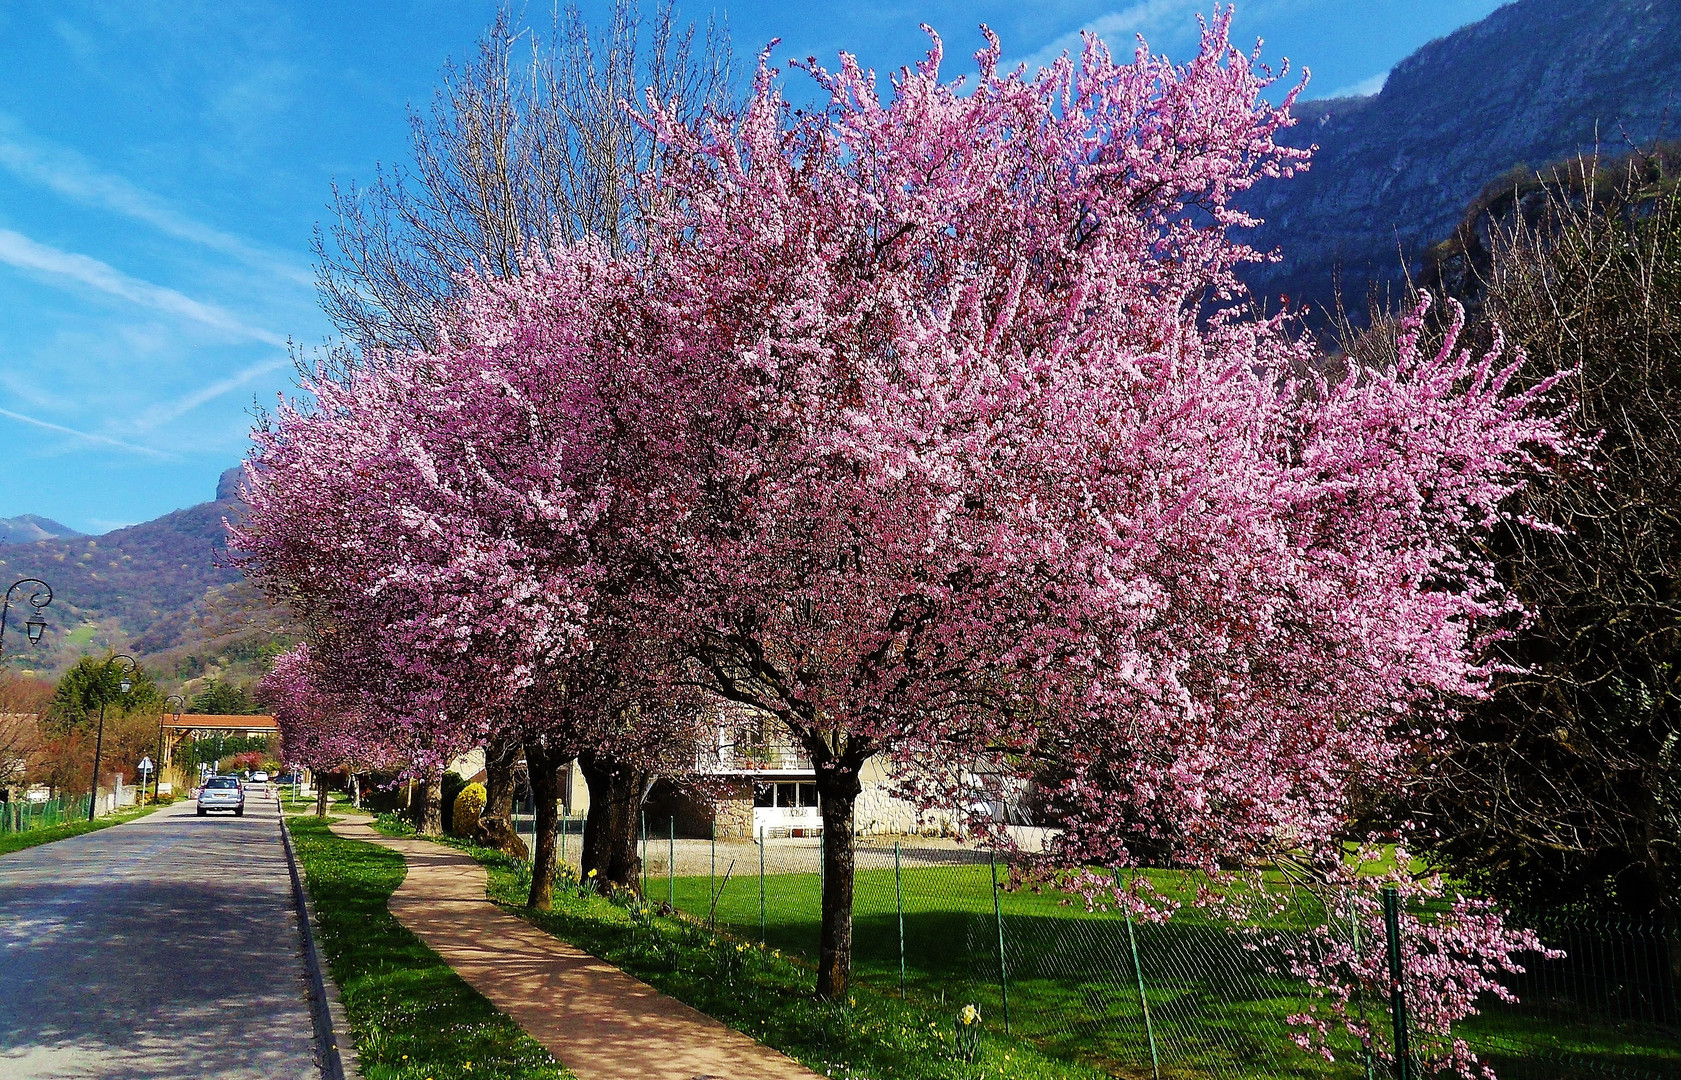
<box><xmin>1018</xmin><ymin>0</ymin><xmax>1202</xmax><ymax>73</ymax></box>
<box><xmin>1321</xmin><ymin>69</ymin><xmax>1388</xmax><ymax>99</ymax></box>
<box><xmin>129</xmin><ymin>355</ymin><xmax>290</xmax><ymax>433</ymax></box>
<box><xmin>0</xmin><ymin>228</ymin><xmax>288</xmax><ymax>347</ymax></box>
<box><xmin>0</xmin><ymin>406</ymin><xmax>171</xmax><ymax>458</ymax></box>
<box><xmin>0</xmin><ymin>119</ymin><xmax>313</xmax><ymax>286</ymax></box>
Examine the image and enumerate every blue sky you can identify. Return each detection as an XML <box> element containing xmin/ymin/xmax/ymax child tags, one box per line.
<box><xmin>0</xmin><ymin>0</ymin><xmax>1505</xmax><ymax>534</ymax></box>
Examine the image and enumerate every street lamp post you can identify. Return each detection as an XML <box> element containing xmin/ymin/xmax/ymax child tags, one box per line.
<box><xmin>0</xmin><ymin>578</ymin><xmax>52</xmax><ymax>657</ymax></box>
<box><xmin>160</xmin><ymin>694</ymin><xmax>186</xmax><ymax>805</ymax></box>
<box><xmin>87</xmin><ymin>654</ymin><xmax>137</xmax><ymax>822</ymax></box>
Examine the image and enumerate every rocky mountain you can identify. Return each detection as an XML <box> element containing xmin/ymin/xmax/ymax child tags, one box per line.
<box><xmin>0</xmin><ymin>514</ymin><xmax>82</xmax><ymax>545</ymax></box>
<box><xmin>1245</xmin><ymin>0</ymin><xmax>1681</xmax><ymax>328</ymax></box>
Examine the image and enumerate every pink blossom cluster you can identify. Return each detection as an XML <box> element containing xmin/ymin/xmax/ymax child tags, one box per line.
<box><xmin>259</xmin><ymin>642</ymin><xmax>397</xmax><ymax>772</ymax></box>
<box><xmin>237</xmin><ymin>11</ymin><xmax>1573</xmax><ymax>1071</ymax></box>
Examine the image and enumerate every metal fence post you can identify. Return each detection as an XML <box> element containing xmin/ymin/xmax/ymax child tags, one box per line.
<box><xmin>989</xmin><ymin>849</ymin><xmax>1011</xmax><ymax>1034</ymax></box>
<box><xmin>710</xmin><ymin>819</ymin><xmax>717</xmax><ymax>931</ymax></box>
<box><xmin>758</xmin><ymin>827</ymin><xmax>766</xmax><ymax>944</ymax></box>
<box><xmin>895</xmin><ymin>840</ymin><xmax>906</xmax><ymax>997</ymax></box>
<box><xmin>1117</xmin><ymin>870</ymin><xmax>1161</xmax><ymax>1080</ymax></box>
<box><xmin>641</xmin><ymin>811</ymin><xmax>648</xmax><ymax>897</ymax></box>
<box><xmin>1383</xmin><ymin>885</ymin><xmax>1413</xmax><ymax>1080</ymax></box>
<box><xmin>668</xmin><ymin>816</ymin><xmax>675</xmax><ymax>908</ymax></box>
<box><xmin>1353</xmin><ymin>892</ymin><xmax>1375</xmax><ymax>1080</ymax></box>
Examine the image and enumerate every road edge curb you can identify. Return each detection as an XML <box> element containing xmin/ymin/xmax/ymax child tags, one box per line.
<box><xmin>280</xmin><ymin>805</ymin><xmax>359</xmax><ymax>1080</ymax></box>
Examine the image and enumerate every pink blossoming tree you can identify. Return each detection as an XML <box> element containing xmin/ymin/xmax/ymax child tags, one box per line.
<box><xmin>239</xmin><ymin>10</ymin><xmax>1575</xmax><ymax>1073</ymax></box>
<box><xmin>617</xmin><ymin>13</ymin><xmax>1571</xmax><ymax>1069</ymax></box>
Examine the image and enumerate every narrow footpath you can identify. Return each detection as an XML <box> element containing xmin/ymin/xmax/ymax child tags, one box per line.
<box><xmin>325</xmin><ymin>816</ymin><xmax>821</xmax><ymax>1080</ymax></box>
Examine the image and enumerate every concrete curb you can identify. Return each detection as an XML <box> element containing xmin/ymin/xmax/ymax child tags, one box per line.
<box><xmin>279</xmin><ymin>803</ymin><xmax>358</xmax><ymax>1080</ymax></box>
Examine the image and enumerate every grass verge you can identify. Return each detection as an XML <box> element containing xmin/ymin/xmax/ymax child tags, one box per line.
<box><xmin>0</xmin><ymin>803</ymin><xmax>161</xmax><ymax>857</ymax></box>
<box><xmin>371</xmin><ymin>814</ymin><xmax>1105</xmax><ymax>1080</ymax></box>
<box><xmin>286</xmin><ymin>815</ymin><xmax>575</xmax><ymax>1080</ymax></box>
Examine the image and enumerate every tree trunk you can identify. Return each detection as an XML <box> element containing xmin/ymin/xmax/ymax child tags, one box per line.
<box><xmin>418</xmin><ymin>769</ymin><xmax>444</xmax><ymax>836</ymax></box>
<box><xmin>524</xmin><ymin>740</ymin><xmax>569</xmax><ymax>909</ymax></box>
<box><xmin>315</xmin><ymin>778</ymin><xmax>328</xmax><ymax>817</ymax></box>
<box><xmin>473</xmin><ymin>733</ymin><xmax>528</xmax><ymax>858</ymax></box>
<box><xmin>578</xmin><ymin>749</ymin><xmax>646</xmax><ymax>891</ymax></box>
<box><xmin>813</xmin><ymin>757</ymin><xmax>863</xmax><ymax>999</ymax></box>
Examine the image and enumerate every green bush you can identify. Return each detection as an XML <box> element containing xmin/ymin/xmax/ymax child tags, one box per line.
<box><xmin>451</xmin><ymin>781</ymin><xmax>487</xmax><ymax>836</ymax></box>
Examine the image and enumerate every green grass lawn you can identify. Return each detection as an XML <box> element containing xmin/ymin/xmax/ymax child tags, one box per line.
<box><xmin>0</xmin><ymin>802</ymin><xmax>160</xmax><ymax>857</ymax></box>
<box><xmin>371</xmin><ymin>814</ymin><xmax>1107</xmax><ymax>1080</ymax></box>
<box><xmin>668</xmin><ymin>862</ymin><xmax>1350</xmax><ymax>1080</ymax></box>
<box><xmin>661</xmin><ymin>860</ymin><xmax>1681</xmax><ymax>1080</ymax></box>
<box><xmin>354</xmin><ymin>815</ymin><xmax>1679</xmax><ymax>1080</ymax></box>
<box><xmin>286</xmin><ymin>815</ymin><xmax>574</xmax><ymax>1080</ymax></box>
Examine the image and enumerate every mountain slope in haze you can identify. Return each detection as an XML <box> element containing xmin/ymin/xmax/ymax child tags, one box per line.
<box><xmin>0</xmin><ymin>514</ymin><xmax>83</xmax><ymax>545</ymax></box>
<box><xmin>1244</xmin><ymin>0</ymin><xmax>1681</xmax><ymax>326</ymax></box>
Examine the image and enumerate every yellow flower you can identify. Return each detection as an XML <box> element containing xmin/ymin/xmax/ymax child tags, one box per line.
<box><xmin>960</xmin><ymin>1003</ymin><xmax>982</xmax><ymax>1026</ymax></box>
<box><xmin>588</xmin><ymin>868</ymin><xmax>598</xmax><ymax>877</ymax></box>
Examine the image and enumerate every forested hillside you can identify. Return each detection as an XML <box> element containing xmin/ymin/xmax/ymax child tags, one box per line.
<box><xmin>0</xmin><ymin>468</ymin><xmax>293</xmax><ymax>687</ymax></box>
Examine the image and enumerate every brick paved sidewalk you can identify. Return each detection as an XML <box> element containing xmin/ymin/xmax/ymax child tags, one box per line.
<box><xmin>326</xmin><ymin>816</ymin><xmax>821</xmax><ymax>1080</ymax></box>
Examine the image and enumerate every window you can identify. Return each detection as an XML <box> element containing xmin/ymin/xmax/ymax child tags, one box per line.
<box><xmin>752</xmin><ymin>782</ymin><xmax>774</xmax><ymax>808</ymax></box>
<box><xmin>799</xmin><ymin>783</ymin><xmax>818</xmax><ymax>808</ymax></box>
<box><xmin>776</xmin><ymin>782</ymin><xmax>798</xmax><ymax>808</ymax></box>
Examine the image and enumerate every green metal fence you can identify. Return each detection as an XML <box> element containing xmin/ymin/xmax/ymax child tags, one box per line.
<box><xmin>0</xmin><ymin>796</ymin><xmax>82</xmax><ymax>834</ymax></box>
<box><xmin>629</xmin><ymin>826</ymin><xmax>1680</xmax><ymax>1080</ymax></box>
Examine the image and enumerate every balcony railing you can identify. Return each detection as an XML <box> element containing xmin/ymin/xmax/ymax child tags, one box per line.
<box><xmin>696</xmin><ymin>734</ymin><xmax>813</xmax><ymax>773</ymax></box>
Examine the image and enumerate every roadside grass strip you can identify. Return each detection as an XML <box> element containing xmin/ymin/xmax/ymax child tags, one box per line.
<box><xmin>370</xmin><ymin>815</ymin><xmax>1107</xmax><ymax>1080</ymax></box>
<box><xmin>287</xmin><ymin>815</ymin><xmax>575</xmax><ymax>1080</ymax></box>
<box><xmin>0</xmin><ymin>803</ymin><xmax>160</xmax><ymax>858</ymax></box>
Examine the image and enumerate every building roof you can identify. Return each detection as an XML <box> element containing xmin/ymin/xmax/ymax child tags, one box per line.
<box><xmin>161</xmin><ymin>713</ymin><xmax>278</xmax><ymax>732</ymax></box>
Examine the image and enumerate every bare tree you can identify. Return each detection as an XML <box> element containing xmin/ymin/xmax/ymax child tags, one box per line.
<box><xmin>313</xmin><ymin>0</ymin><xmax>734</xmax><ymax>352</ymax></box>
<box><xmin>307</xmin><ymin>0</ymin><xmax>733</xmax><ymax>890</ymax></box>
<box><xmin>1</xmin><ymin>674</ymin><xmax>56</xmax><ymax>796</ymax></box>
<box><xmin>1360</xmin><ymin>147</ymin><xmax>1681</xmax><ymax>936</ymax></box>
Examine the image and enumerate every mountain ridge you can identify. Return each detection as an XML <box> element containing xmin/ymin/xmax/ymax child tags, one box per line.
<box><xmin>0</xmin><ymin>514</ymin><xmax>84</xmax><ymax>545</ymax></box>
<box><xmin>1243</xmin><ymin>0</ymin><xmax>1681</xmax><ymax>327</ymax></box>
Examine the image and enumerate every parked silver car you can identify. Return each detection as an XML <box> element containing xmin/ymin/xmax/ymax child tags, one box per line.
<box><xmin>196</xmin><ymin>776</ymin><xmax>245</xmax><ymax>817</ymax></box>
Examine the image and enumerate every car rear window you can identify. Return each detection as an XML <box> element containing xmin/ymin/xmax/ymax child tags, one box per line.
<box><xmin>205</xmin><ymin>778</ymin><xmax>239</xmax><ymax>789</ymax></box>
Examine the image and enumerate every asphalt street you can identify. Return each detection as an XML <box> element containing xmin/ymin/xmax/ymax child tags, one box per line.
<box><xmin>0</xmin><ymin>795</ymin><xmax>322</xmax><ymax>1079</ymax></box>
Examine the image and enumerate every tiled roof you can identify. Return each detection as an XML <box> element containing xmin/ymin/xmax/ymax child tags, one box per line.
<box><xmin>161</xmin><ymin>713</ymin><xmax>277</xmax><ymax>730</ymax></box>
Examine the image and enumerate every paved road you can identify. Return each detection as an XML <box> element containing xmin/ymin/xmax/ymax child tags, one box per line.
<box><xmin>0</xmin><ymin>796</ymin><xmax>322</xmax><ymax>1079</ymax></box>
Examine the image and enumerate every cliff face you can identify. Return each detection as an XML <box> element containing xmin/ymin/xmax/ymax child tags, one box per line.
<box><xmin>1244</xmin><ymin>0</ymin><xmax>1681</xmax><ymax>325</ymax></box>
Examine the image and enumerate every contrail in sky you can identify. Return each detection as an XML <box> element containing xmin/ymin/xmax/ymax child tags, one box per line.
<box><xmin>0</xmin><ymin>227</ymin><xmax>289</xmax><ymax>347</ymax></box>
<box><xmin>0</xmin><ymin>406</ymin><xmax>173</xmax><ymax>458</ymax></box>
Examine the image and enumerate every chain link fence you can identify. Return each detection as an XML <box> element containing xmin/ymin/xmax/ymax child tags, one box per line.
<box><xmin>616</xmin><ymin>821</ymin><xmax>1681</xmax><ymax>1080</ymax></box>
<box><xmin>0</xmin><ymin>796</ymin><xmax>82</xmax><ymax>834</ymax></box>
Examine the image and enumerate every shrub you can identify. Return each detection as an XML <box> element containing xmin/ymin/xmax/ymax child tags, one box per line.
<box><xmin>451</xmin><ymin>782</ymin><xmax>486</xmax><ymax>836</ymax></box>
